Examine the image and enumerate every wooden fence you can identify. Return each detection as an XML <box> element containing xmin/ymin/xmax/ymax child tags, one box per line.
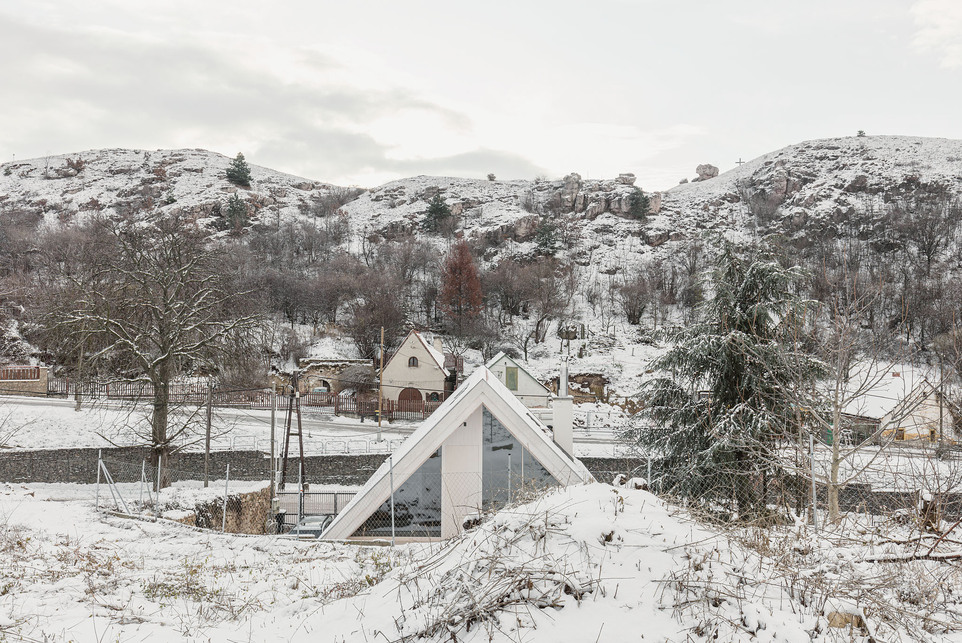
<box><xmin>46</xmin><ymin>380</ymin><xmax>443</xmax><ymax>421</ymax></box>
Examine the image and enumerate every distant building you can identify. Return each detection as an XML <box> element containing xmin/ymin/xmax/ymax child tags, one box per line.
<box><xmin>840</xmin><ymin>369</ymin><xmax>960</xmax><ymax>444</ymax></box>
<box><xmin>486</xmin><ymin>352</ymin><xmax>552</xmax><ymax>408</ymax></box>
<box><xmin>380</xmin><ymin>331</ymin><xmax>456</xmax><ymax>404</ymax></box>
<box><xmin>297</xmin><ymin>357</ymin><xmax>372</xmax><ymax>394</ymax></box>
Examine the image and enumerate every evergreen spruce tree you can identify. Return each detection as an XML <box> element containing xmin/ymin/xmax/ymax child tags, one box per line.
<box><xmin>424</xmin><ymin>194</ymin><xmax>452</xmax><ymax>233</ymax></box>
<box><xmin>633</xmin><ymin>244</ymin><xmax>823</xmax><ymax>520</ymax></box>
<box><xmin>628</xmin><ymin>187</ymin><xmax>650</xmax><ymax>221</ymax></box>
<box><xmin>226</xmin><ymin>152</ymin><xmax>252</xmax><ymax>187</ymax></box>
<box><xmin>534</xmin><ymin>215</ymin><xmax>558</xmax><ymax>256</ymax></box>
<box><xmin>225</xmin><ymin>193</ymin><xmax>248</xmax><ymax>233</ymax></box>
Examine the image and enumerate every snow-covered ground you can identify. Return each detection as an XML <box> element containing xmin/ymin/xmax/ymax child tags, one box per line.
<box><xmin>2</xmin><ymin>479</ymin><xmax>961</xmax><ymax>641</ymax></box>
<box><xmin>0</xmin><ymin>395</ymin><xmax>634</xmax><ymax>458</ymax></box>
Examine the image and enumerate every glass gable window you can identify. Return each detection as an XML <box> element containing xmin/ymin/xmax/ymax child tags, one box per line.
<box><xmin>481</xmin><ymin>406</ymin><xmax>556</xmax><ymax>509</ymax></box>
<box><xmin>352</xmin><ymin>449</ymin><xmax>442</xmax><ymax>538</ymax></box>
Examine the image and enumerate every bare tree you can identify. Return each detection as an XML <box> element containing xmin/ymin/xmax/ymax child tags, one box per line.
<box><xmin>42</xmin><ymin>214</ymin><xmax>262</xmax><ymax>474</ymax></box>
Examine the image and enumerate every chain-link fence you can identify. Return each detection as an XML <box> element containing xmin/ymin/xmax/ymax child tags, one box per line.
<box><xmin>96</xmin><ymin>453</ymin><xmax>272</xmax><ymax>534</ymax></box>
<box><xmin>629</xmin><ymin>431</ymin><xmax>962</xmax><ymax>531</ymax></box>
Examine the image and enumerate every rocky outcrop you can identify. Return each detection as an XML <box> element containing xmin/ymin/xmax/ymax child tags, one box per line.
<box><xmin>560</xmin><ymin>173</ymin><xmax>582</xmax><ymax>210</ymax></box>
<box><xmin>692</xmin><ymin>164</ymin><xmax>719</xmax><ymax>182</ymax></box>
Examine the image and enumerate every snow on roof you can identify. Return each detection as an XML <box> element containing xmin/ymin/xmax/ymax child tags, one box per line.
<box><xmin>841</xmin><ymin>364</ymin><xmax>938</xmax><ymax>419</ymax></box>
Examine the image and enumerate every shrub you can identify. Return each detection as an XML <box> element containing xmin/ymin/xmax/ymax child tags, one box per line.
<box><xmin>628</xmin><ymin>188</ymin><xmax>650</xmax><ymax>221</ymax></box>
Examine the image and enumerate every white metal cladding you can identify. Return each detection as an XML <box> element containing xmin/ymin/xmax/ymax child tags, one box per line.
<box><xmin>320</xmin><ymin>366</ymin><xmax>594</xmax><ymax>541</ymax></box>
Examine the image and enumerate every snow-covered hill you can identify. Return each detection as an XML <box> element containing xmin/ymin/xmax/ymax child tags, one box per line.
<box><xmin>0</xmin><ymin>148</ymin><xmax>342</xmax><ymax>228</ymax></box>
<box><xmin>663</xmin><ymin>135</ymin><xmax>962</xmax><ymax>244</ymax></box>
<box><xmin>5</xmin><ymin>136</ymin><xmax>962</xmax><ymax>399</ymax></box>
<box><xmin>1</xmin><ymin>479</ymin><xmax>956</xmax><ymax>641</ymax></box>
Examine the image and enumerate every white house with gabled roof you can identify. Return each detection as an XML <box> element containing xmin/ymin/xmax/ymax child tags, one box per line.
<box><xmin>381</xmin><ymin>330</ymin><xmax>452</xmax><ymax>404</ymax></box>
<box><xmin>320</xmin><ymin>366</ymin><xmax>593</xmax><ymax>542</ymax></box>
<box><xmin>486</xmin><ymin>351</ymin><xmax>552</xmax><ymax>408</ymax></box>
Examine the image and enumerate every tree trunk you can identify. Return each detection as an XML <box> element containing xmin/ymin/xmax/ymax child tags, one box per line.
<box><xmin>151</xmin><ymin>374</ymin><xmax>171</xmax><ymax>488</ymax></box>
<box><xmin>828</xmin><ymin>431</ymin><xmax>841</xmax><ymax>521</ymax></box>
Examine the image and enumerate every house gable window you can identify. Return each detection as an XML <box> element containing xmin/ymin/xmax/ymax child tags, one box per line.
<box><xmin>408</xmin><ymin>356</ymin><xmax>419</xmax><ymax>368</ymax></box>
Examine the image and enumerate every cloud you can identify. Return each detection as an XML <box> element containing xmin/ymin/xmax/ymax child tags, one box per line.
<box><xmin>911</xmin><ymin>0</ymin><xmax>962</xmax><ymax>67</ymax></box>
<box><xmin>0</xmin><ymin>13</ymin><xmax>540</xmax><ymax>186</ymax></box>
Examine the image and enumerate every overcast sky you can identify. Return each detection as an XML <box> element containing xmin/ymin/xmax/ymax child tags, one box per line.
<box><xmin>2</xmin><ymin>1</ymin><xmax>961</xmax><ymax>190</ymax></box>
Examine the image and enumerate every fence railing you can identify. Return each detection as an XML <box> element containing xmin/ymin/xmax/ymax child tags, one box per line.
<box><xmin>46</xmin><ymin>380</ymin><xmax>445</xmax><ymax>421</ymax></box>
<box><xmin>0</xmin><ymin>366</ymin><xmax>41</xmax><ymax>381</ymax></box>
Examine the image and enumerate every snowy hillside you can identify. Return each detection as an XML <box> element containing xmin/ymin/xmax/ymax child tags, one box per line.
<box><xmin>0</xmin><ymin>148</ymin><xmax>342</xmax><ymax>228</ymax></box>
<box><xmin>664</xmin><ymin>135</ymin><xmax>962</xmax><ymax>244</ymax></box>
<box><xmin>2</xmin><ymin>479</ymin><xmax>958</xmax><ymax>641</ymax></box>
<box><xmin>5</xmin><ymin>136</ymin><xmax>962</xmax><ymax>400</ymax></box>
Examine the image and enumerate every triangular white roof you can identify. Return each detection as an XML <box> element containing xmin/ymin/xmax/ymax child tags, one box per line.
<box><xmin>386</xmin><ymin>330</ymin><xmax>448</xmax><ymax>375</ymax></box>
<box><xmin>322</xmin><ymin>366</ymin><xmax>593</xmax><ymax>540</ymax></box>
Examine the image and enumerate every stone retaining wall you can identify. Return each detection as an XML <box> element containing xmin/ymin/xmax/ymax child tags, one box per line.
<box><xmin>0</xmin><ymin>448</ymin><xmax>645</xmax><ymax>487</ymax></box>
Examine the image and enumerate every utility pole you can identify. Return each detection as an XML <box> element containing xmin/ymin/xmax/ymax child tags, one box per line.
<box><xmin>377</xmin><ymin>326</ymin><xmax>385</xmax><ymax>440</ymax></box>
<box><xmin>204</xmin><ymin>379</ymin><xmax>213</xmax><ymax>487</ymax></box>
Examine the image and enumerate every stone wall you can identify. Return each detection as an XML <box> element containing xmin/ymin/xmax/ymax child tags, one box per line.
<box><xmin>0</xmin><ymin>367</ymin><xmax>48</xmax><ymax>396</ymax></box>
<box><xmin>186</xmin><ymin>485</ymin><xmax>272</xmax><ymax>534</ymax></box>
<box><xmin>0</xmin><ymin>447</ymin><xmax>643</xmax><ymax>487</ymax></box>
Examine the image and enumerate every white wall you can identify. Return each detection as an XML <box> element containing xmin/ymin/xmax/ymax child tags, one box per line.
<box><xmin>440</xmin><ymin>406</ymin><xmax>483</xmax><ymax>538</ymax></box>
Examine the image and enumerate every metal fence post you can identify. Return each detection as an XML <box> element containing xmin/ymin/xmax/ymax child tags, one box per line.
<box><xmin>507</xmin><ymin>452</ymin><xmax>512</xmax><ymax>503</ymax></box>
<box><xmin>139</xmin><ymin>460</ymin><xmax>145</xmax><ymax>508</ymax></box>
<box><xmin>298</xmin><ymin>461</ymin><xmax>304</xmax><ymax>525</ymax></box>
<box><xmin>96</xmin><ymin>449</ymin><xmax>102</xmax><ymax>510</ymax></box>
<box><xmin>222</xmin><ymin>463</ymin><xmax>230</xmax><ymax>533</ymax></box>
<box><xmin>389</xmin><ymin>455</ymin><xmax>396</xmax><ymax>547</ymax></box>
<box><xmin>810</xmin><ymin>433</ymin><xmax>818</xmax><ymax>529</ymax></box>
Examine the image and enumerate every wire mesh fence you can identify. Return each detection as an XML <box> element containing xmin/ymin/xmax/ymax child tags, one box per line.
<box><xmin>630</xmin><ymin>431</ymin><xmax>962</xmax><ymax>532</ymax></box>
<box><xmin>96</xmin><ymin>453</ymin><xmax>272</xmax><ymax>534</ymax></box>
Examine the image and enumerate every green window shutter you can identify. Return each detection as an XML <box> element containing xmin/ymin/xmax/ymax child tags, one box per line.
<box><xmin>505</xmin><ymin>366</ymin><xmax>518</xmax><ymax>391</ymax></box>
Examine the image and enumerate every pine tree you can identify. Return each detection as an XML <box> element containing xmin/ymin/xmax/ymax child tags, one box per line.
<box><xmin>628</xmin><ymin>187</ymin><xmax>650</xmax><ymax>221</ymax></box>
<box><xmin>226</xmin><ymin>152</ymin><xmax>252</xmax><ymax>187</ymax></box>
<box><xmin>534</xmin><ymin>215</ymin><xmax>558</xmax><ymax>256</ymax></box>
<box><xmin>439</xmin><ymin>239</ymin><xmax>483</xmax><ymax>338</ymax></box>
<box><xmin>424</xmin><ymin>194</ymin><xmax>452</xmax><ymax>233</ymax></box>
<box><xmin>632</xmin><ymin>244</ymin><xmax>823</xmax><ymax>520</ymax></box>
<box><xmin>225</xmin><ymin>193</ymin><xmax>248</xmax><ymax>233</ymax></box>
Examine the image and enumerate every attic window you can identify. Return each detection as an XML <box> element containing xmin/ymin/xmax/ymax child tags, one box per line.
<box><xmin>408</xmin><ymin>357</ymin><xmax>419</xmax><ymax>368</ymax></box>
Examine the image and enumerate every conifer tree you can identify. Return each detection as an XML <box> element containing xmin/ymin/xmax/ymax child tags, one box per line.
<box><xmin>632</xmin><ymin>244</ymin><xmax>823</xmax><ymax>519</ymax></box>
<box><xmin>628</xmin><ymin>187</ymin><xmax>650</xmax><ymax>221</ymax></box>
<box><xmin>424</xmin><ymin>194</ymin><xmax>452</xmax><ymax>233</ymax></box>
<box><xmin>225</xmin><ymin>193</ymin><xmax>248</xmax><ymax>233</ymax></box>
<box><xmin>226</xmin><ymin>152</ymin><xmax>252</xmax><ymax>187</ymax></box>
<box><xmin>534</xmin><ymin>215</ymin><xmax>558</xmax><ymax>256</ymax></box>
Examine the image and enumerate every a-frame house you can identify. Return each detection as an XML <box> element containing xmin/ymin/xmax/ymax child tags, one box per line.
<box><xmin>321</xmin><ymin>366</ymin><xmax>593</xmax><ymax>541</ymax></box>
